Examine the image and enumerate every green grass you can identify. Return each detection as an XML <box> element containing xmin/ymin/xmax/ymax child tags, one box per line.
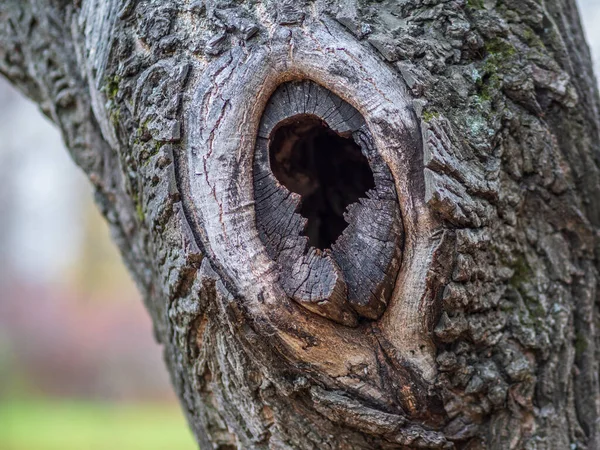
<box><xmin>0</xmin><ymin>399</ymin><xmax>198</xmax><ymax>450</ymax></box>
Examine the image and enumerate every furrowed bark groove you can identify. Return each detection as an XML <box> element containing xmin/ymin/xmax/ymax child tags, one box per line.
<box><xmin>1</xmin><ymin>0</ymin><xmax>600</xmax><ymax>449</ymax></box>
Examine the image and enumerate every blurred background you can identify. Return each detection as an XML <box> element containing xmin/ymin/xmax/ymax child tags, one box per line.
<box><xmin>0</xmin><ymin>2</ymin><xmax>598</xmax><ymax>449</ymax></box>
<box><xmin>0</xmin><ymin>86</ymin><xmax>197</xmax><ymax>448</ymax></box>
<box><xmin>0</xmin><ymin>31</ymin><xmax>196</xmax><ymax>450</ymax></box>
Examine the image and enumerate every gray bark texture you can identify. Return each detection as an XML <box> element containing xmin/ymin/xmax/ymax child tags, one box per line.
<box><xmin>1</xmin><ymin>0</ymin><xmax>600</xmax><ymax>448</ymax></box>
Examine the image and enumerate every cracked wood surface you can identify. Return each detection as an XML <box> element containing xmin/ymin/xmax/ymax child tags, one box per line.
<box><xmin>1</xmin><ymin>0</ymin><xmax>600</xmax><ymax>449</ymax></box>
<box><xmin>254</xmin><ymin>80</ymin><xmax>404</xmax><ymax>324</ymax></box>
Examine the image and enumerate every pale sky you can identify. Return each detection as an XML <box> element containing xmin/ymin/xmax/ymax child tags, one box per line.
<box><xmin>578</xmin><ymin>0</ymin><xmax>600</xmax><ymax>77</ymax></box>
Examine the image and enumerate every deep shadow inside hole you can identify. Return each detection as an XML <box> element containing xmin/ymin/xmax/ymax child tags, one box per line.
<box><xmin>269</xmin><ymin>114</ymin><xmax>376</xmax><ymax>250</ymax></box>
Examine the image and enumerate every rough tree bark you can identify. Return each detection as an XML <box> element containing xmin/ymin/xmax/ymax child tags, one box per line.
<box><xmin>2</xmin><ymin>0</ymin><xmax>600</xmax><ymax>448</ymax></box>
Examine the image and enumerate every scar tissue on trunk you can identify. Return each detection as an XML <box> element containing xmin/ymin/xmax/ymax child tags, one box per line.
<box><xmin>253</xmin><ymin>80</ymin><xmax>405</xmax><ymax>326</ymax></box>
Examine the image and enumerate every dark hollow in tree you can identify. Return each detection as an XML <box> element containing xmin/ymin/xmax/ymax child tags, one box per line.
<box><xmin>254</xmin><ymin>80</ymin><xmax>404</xmax><ymax>324</ymax></box>
<box><xmin>268</xmin><ymin>114</ymin><xmax>376</xmax><ymax>250</ymax></box>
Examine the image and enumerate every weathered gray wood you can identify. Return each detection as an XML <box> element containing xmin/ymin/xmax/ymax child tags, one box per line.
<box><xmin>1</xmin><ymin>0</ymin><xmax>600</xmax><ymax>449</ymax></box>
<box><xmin>254</xmin><ymin>80</ymin><xmax>403</xmax><ymax>323</ymax></box>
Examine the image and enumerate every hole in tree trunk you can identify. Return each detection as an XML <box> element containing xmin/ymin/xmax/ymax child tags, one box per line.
<box><xmin>254</xmin><ymin>81</ymin><xmax>404</xmax><ymax>321</ymax></box>
<box><xmin>269</xmin><ymin>114</ymin><xmax>376</xmax><ymax>250</ymax></box>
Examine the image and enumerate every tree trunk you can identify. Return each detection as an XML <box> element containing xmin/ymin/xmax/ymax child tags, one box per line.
<box><xmin>2</xmin><ymin>0</ymin><xmax>600</xmax><ymax>448</ymax></box>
